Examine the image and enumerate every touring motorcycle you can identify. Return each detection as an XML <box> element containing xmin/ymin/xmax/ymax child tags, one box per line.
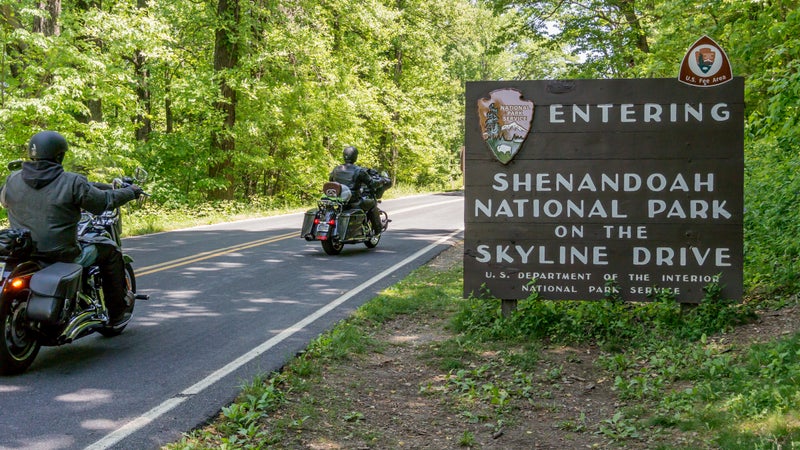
<box><xmin>301</xmin><ymin>169</ymin><xmax>392</xmax><ymax>255</ymax></box>
<box><xmin>0</xmin><ymin>167</ymin><xmax>149</xmax><ymax>375</ymax></box>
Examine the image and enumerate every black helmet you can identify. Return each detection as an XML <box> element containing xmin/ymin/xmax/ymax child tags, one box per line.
<box><xmin>28</xmin><ymin>131</ymin><xmax>68</xmax><ymax>163</ymax></box>
<box><xmin>343</xmin><ymin>145</ymin><xmax>358</xmax><ymax>164</ymax></box>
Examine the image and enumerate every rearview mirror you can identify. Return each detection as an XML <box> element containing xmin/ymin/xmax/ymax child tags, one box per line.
<box><xmin>134</xmin><ymin>167</ymin><xmax>149</xmax><ymax>183</ymax></box>
<box><xmin>7</xmin><ymin>160</ymin><xmax>23</xmax><ymax>171</ymax></box>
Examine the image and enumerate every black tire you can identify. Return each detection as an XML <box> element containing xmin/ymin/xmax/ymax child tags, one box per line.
<box><xmin>379</xmin><ymin>210</ymin><xmax>389</xmax><ymax>232</ymax></box>
<box><xmin>321</xmin><ymin>239</ymin><xmax>343</xmax><ymax>255</ymax></box>
<box><xmin>364</xmin><ymin>232</ymin><xmax>381</xmax><ymax>248</ymax></box>
<box><xmin>0</xmin><ymin>294</ymin><xmax>41</xmax><ymax>376</ymax></box>
<box><xmin>99</xmin><ymin>263</ymin><xmax>136</xmax><ymax>337</ymax></box>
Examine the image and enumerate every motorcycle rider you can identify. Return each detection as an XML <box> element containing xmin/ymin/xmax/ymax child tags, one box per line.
<box><xmin>0</xmin><ymin>131</ymin><xmax>144</xmax><ymax>326</ymax></box>
<box><xmin>329</xmin><ymin>145</ymin><xmax>383</xmax><ymax>234</ymax></box>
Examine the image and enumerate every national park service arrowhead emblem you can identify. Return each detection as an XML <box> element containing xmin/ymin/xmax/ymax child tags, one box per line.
<box><xmin>679</xmin><ymin>35</ymin><xmax>733</xmax><ymax>87</ymax></box>
<box><xmin>477</xmin><ymin>89</ymin><xmax>533</xmax><ymax>164</ymax></box>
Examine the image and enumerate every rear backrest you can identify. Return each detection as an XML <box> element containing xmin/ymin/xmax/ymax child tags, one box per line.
<box><xmin>322</xmin><ymin>182</ymin><xmax>342</xmax><ymax>197</ymax></box>
<box><xmin>322</xmin><ymin>182</ymin><xmax>352</xmax><ymax>203</ymax></box>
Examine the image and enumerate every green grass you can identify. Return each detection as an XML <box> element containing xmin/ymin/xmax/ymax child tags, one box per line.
<box><xmin>450</xmin><ymin>291</ymin><xmax>800</xmax><ymax>447</ymax></box>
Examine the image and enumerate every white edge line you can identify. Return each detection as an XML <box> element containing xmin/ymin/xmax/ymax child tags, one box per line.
<box><xmin>388</xmin><ymin>198</ymin><xmax>461</xmax><ymax>216</ymax></box>
<box><xmin>85</xmin><ymin>227</ymin><xmax>464</xmax><ymax>450</ymax></box>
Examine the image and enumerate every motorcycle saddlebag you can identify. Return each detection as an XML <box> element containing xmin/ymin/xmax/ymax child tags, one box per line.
<box><xmin>339</xmin><ymin>209</ymin><xmax>366</xmax><ymax>241</ymax></box>
<box><xmin>27</xmin><ymin>262</ymin><xmax>82</xmax><ymax>324</ymax></box>
<box><xmin>301</xmin><ymin>209</ymin><xmax>318</xmax><ymax>240</ymax></box>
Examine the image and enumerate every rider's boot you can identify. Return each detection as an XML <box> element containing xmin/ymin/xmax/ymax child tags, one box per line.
<box><xmin>368</xmin><ymin>208</ymin><xmax>383</xmax><ymax>236</ymax></box>
<box><xmin>97</xmin><ymin>244</ymin><xmax>130</xmax><ymax>326</ymax></box>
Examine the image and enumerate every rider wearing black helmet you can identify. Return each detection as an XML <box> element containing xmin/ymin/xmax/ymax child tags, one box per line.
<box><xmin>0</xmin><ymin>131</ymin><xmax>144</xmax><ymax>326</ymax></box>
<box><xmin>329</xmin><ymin>145</ymin><xmax>383</xmax><ymax>234</ymax></box>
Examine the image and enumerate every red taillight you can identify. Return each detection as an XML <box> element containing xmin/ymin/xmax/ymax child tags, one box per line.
<box><xmin>328</xmin><ymin>219</ymin><xmax>335</xmax><ymax>225</ymax></box>
<box><xmin>313</xmin><ymin>218</ymin><xmax>320</xmax><ymax>224</ymax></box>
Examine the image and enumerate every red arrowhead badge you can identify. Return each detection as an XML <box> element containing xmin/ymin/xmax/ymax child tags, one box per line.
<box><xmin>477</xmin><ymin>89</ymin><xmax>534</xmax><ymax>164</ymax></box>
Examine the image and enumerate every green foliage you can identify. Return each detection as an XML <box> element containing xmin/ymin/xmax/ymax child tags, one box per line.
<box><xmin>744</xmin><ymin>136</ymin><xmax>800</xmax><ymax>295</ymax></box>
<box><xmin>449</xmin><ymin>277</ymin><xmax>800</xmax><ymax>446</ymax></box>
<box><xmin>453</xmin><ymin>281</ymin><xmax>756</xmax><ymax>349</ymax></box>
<box><xmin>2</xmin><ymin>0</ymin><xmax>513</xmax><ymax>203</ymax></box>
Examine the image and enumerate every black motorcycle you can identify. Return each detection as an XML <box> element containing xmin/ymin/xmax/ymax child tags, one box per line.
<box><xmin>0</xmin><ymin>168</ymin><xmax>149</xmax><ymax>375</ymax></box>
<box><xmin>301</xmin><ymin>169</ymin><xmax>391</xmax><ymax>255</ymax></box>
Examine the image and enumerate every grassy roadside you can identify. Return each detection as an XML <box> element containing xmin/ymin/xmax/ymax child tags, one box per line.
<box><xmin>164</xmin><ymin>241</ymin><xmax>800</xmax><ymax>450</ymax></box>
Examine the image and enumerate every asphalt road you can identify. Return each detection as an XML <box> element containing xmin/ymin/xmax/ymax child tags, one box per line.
<box><xmin>0</xmin><ymin>192</ymin><xmax>464</xmax><ymax>450</ymax></box>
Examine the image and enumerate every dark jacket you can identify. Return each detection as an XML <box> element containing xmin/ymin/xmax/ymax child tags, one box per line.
<box><xmin>0</xmin><ymin>160</ymin><xmax>137</xmax><ymax>261</ymax></box>
<box><xmin>329</xmin><ymin>163</ymin><xmax>372</xmax><ymax>194</ymax></box>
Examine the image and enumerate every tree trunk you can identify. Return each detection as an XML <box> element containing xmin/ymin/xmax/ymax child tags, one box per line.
<box><xmin>33</xmin><ymin>0</ymin><xmax>60</xmax><ymax>36</ymax></box>
<box><xmin>133</xmin><ymin>0</ymin><xmax>152</xmax><ymax>141</ymax></box>
<box><xmin>209</xmin><ymin>0</ymin><xmax>239</xmax><ymax>200</ymax></box>
<box><xmin>74</xmin><ymin>0</ymin><xmax>102</xmax><ymax>124</ymax></box>
<box><xmin>133</xmin><ymin>49</ymin><xmax>152</xmax><ymax>141</ymax></box>
<box><xmin>165</xmin><ymin>79</ymin><xmax>173</xmax><ymax>134</ymax></box>
<box><xmin>615</xmin><ymin>0</ymin><xmax>649</xmax><ymax>54</ymax></box>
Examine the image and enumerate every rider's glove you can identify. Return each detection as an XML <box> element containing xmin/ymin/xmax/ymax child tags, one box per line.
<box><xmin>130</xmin><ymin>184</ymin><xmax>144</xmax><ymax>199</ymax></box>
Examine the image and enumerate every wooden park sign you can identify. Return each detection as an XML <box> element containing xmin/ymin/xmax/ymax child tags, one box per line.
<box><xmin>463</xmin><ymin>78</ymin><xmax>744</xmax><ymax>302</ymax></box>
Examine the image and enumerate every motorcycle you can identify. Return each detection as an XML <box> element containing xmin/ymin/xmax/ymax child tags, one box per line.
<box><xmin>301</xmin><ymin>169</ymin><xmax>392</xmax><ymax>255</ymax></box>
<box><xmin>0</xmin><ymin>167</ymin><xmax>150</xmax><ymax>375</ymax></box>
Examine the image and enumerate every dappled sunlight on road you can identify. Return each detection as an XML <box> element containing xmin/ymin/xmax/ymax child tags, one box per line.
<box><xmin>307</xmin><ymin>271</ymin><xmax>359</xmax><ymax>282</ymax></box>
<box><xmin>153</xmin><ymin>289</ymin><xmax>201</xmax><ymax>300</ymax></box>
<box><xmin>136</xmin><ymin>291</ymin><xmax>221</xmax><ymax>325</ymax></box>
<box><xmin>81</xmin><ymin>418</ymin><xmax>125</xmax><ymax>431</ymax></box>
<box><xmin>304</xmin><ymin>286</ymin><xmax>352</xmax><ymax>296</ymax></box>
<box><xmin>246</xmin><ymin>297</ymin><xmax>302</xmax><ymax>305</ymax></box>
<box><xmin>0</xmin><ymin>384</ymin><xmax>25</xmax><ymax>393</ymax></box>
<box><xmin>56</xmin><ymin>388</ymin><xmax>113</xmax><ymax>404</ymax></box>
<box><xmin>142</xmin><ymin>307</ymin><xmax>221</xmax><ymax>320</ymax></box>
<box><xmin>0</xmin><ymin>436</ymin><xmax>74</xmax><ymax>450</ymax></box>
<box><xmin>183</xmin><ymin>261</ymin><xmax>248</xmax><ymax>271</ymax></box>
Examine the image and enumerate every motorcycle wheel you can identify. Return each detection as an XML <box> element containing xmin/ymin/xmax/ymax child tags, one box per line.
<box><xmin>99</xmin><ymin>263</ymin><xmax>136</xmax><ymax>337</ymax></box>
<box><xmin>321</xmin><ymin>240</ymin><xmax>344</xmax><ymax>255</ymax></box>
<box><xmin>0</xmin><ymin>294</ymin><xmax>41</xmax><ymax>375</ymax></box>
<box><xmin>379</xmin><ymin>210</ymin><xmax>389</xmax><ymax>232</ymax></box>
<box><xmin>365</xmin><ymin>233</ymin><xmax>381</xmax><ymax>248</ymax></box>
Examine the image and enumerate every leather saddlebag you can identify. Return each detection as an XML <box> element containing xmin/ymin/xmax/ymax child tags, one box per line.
<box><xmin>27</xmin><ymin>262</ymin><xmax>82</xmax><ymax>324</ymax></box>
<box><xmin>301</xmin><ymin>209</ymin><xmax>318</xmax><ymax>239</ymax></box>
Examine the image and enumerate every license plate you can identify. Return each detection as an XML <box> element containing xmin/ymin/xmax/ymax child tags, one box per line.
<box><xmin>317</xmin><ymin>223</ymin><xmax>329</xmax><ymax>233</ymax></box>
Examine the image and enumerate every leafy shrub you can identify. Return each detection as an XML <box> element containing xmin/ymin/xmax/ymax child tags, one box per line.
<box><xmin>453</xmin><ymin>281</ymin><xmax>756</xmax><ymax>350</ymax></box>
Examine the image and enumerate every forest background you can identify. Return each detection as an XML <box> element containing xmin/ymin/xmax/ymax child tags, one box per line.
<box><xmin>0</xmin><ymin>0</ymin><xmax>797</xmax><ymax>297</ymax></box>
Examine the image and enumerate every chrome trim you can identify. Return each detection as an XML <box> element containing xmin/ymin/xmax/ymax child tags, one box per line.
<box><xmin>62</xmin><ymin>310</ymin><xmax>104</xmax><ymax>342</ymax></box>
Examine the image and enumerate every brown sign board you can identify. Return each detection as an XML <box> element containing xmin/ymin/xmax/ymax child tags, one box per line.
<box><xmin>464</xmin><ymin>78</ymin><xmax>744</xmax><ymax>303</ymax></box>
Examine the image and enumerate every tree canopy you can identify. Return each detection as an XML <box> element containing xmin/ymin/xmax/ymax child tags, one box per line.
<box><xmin>1</xmin><ymin>0</ymin><xmax>521</xmax><ymax>202</ymax></box>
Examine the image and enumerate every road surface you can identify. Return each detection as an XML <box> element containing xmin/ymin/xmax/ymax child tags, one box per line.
<box><xmin>0</xmin><ymin>192</ymin><xmax>464</xmax><ymax>450</ymax></box>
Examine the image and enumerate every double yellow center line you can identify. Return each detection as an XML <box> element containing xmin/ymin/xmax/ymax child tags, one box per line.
<box><xmin>135</xmin><ymin>231</ymin><xmax>297</xmax><ymax>276</ymax></box>
<box><xmin>133</xmin><ymin>197</ymin><xmax>463</xmax><ymax>277</ymax></box>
